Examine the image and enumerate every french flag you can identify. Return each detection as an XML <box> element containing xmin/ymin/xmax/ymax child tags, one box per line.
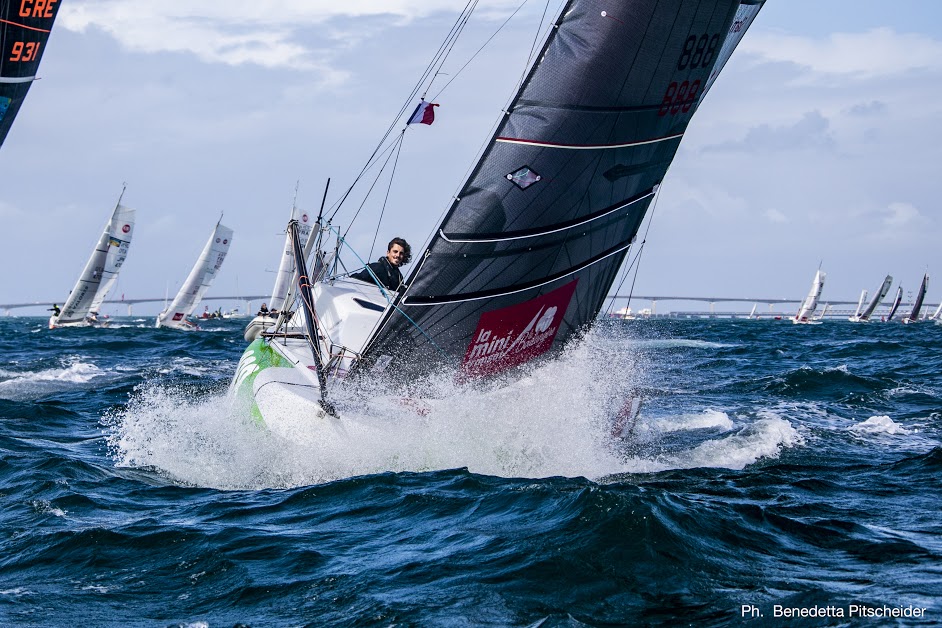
<box><xmin>408</xmin><ymin>99</ymin><xmax>439</xmax><ymax>125</ymax></box>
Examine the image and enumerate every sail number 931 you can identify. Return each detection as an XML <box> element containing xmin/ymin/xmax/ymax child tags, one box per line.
<box><xmin>9</xmin><ymin>41</ymin><xmax>41</xmax><ymax>62</ymax></box>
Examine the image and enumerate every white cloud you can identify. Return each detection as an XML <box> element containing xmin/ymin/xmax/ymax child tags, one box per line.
<box><xmin>883</xmin><ymin>202</ymin><xmax>927</xmax><ymax>227</ymax></box>
<box><xmin>57</xmin><ymin>0</ymin><xmax>522</xmax><ymax>71</ymax></box>
<box><xmin>764</xmin><ymin>209</ymin><xmax>787</xmax><ymax>224</ymax></box>
<box><xmin>739</xmin><ymin>28</ymin><xmax>942</xmax><ymax>79</ymax></box>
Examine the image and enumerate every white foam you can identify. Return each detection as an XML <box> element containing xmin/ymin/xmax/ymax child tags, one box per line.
<box><xmin>653</xmin><ymin>409</ymin><xmax>735</xmax><ymax>433</ymax></box>
<box><xmin>850</xmin><ymin>415</ymin><xmax>912</xmax><ymax>435</ymax></box>
<box><xmin>105</xmin><ymin>328</ymin><xmax>801</xmax><ymax>489</ymax></box>
<box><xmin>0</xmin><ymin>361</ymin><xmax>109</xmax><ymax>401</ymax></box>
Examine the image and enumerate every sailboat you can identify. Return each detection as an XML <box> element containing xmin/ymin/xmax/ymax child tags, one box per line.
<box><xmin>0</xmin><ymin>0</ymin><xmax>61</xmax><ymax>149</ymax></box>
<box><xmin>49</xmin><ymin>190</ymin><xmax>136</xmax><ymax>328</ymax></box>
<box><xmin>243</xmin><ymin>198</ymin><xmax>314</xmax><ymax>341</ymax></box>
<box><xmin>156</xmin><ymin>220</ymin><xmax>233</xmax><ymax>330</ymax></box>
<box><xmin>793</xmin><ymin>268</ymin><xmax>826</xmax><ymax>324</ymax></box>
<box><xmin>901</xmin><ymin>273</ymin><xmax>929</xmax><ymax>324</ymax></box>
<box><xmin>230</xmin><ymin>0</ymin><xmax>768</xmax><ymax>428</ymax></box>
<box><xmin>883</xmin><ymin>286</ymin><xmax>903</xmax><ymax>322</ymax></box>
<box><xmin>848</xmin><ymin>275</ymin><xmax>893</xmax><ymax>323</ymax></box>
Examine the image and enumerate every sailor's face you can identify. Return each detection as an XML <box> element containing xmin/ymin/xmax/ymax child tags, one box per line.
<box><xmin>386</xmin><ymin>244</ymin><xmax>406</xmax><ymax>267</ymax></box>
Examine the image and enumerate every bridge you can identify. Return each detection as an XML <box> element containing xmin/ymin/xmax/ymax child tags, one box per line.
<box><xmin>0</xmin><ymin>295</ymin><xmax>269</xmax><ymax>316</ymax></box>
<box><xmin>2</xmin><ymin>293</ymin><xmax>932</xmax><ymax>319</ymax></box>
<box><xmin>606</xmin><ymin>294</ymin><xmax>932</xmax><ymax>319</ymax></box>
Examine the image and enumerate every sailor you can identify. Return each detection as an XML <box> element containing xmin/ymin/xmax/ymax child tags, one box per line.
<box><xmin>351</xmin><ymin>237</ymin><xmax>412</xmax><ymax>291</ymax></box>
<box><xmin>48</xmin><ymin>304</ymin><xmax>61</xmax><ymax>316</ymax></box>
<box><xmin>257</xmin><ymin>303</ymin><xmax>270</xmax><ymax>317</ymax></box>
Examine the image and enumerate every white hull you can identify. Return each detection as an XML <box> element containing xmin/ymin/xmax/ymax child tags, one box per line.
<box><xmin>230</xmin><ymin>279</ymin><xmax>389</xmax><ymax>430</ymax></box>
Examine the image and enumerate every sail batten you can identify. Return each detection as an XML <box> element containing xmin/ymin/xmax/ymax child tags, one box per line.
<box><xmin>495</xmin><ymin>132</ymin><xmax>685</xmax><ymax>150</ymax></box>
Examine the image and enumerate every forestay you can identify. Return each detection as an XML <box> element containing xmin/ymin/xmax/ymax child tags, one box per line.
<box><xmin>358</xmin><ymin>0</ymin><xmax>763</xmax><ymax>380</ymax></box>
<box><xmin>0</xmin><ymin>0</ymin><xmax>60</xmax><ymax>148</ymax></box>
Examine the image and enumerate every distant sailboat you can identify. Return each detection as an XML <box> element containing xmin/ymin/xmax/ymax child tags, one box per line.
<box><xmin>884</xmin><ymin>286</ymin><xmax>903</xmax><ymax>322</ymax></box>
<box><xmin>747</xmin><ymin>303</ymin><xmax>758</xmax><ymax>320</ymax></box>
<box><xmin>901</xmin><ymin>273</ymin><xmax>929</xmax><ymax>324</ymax></box>
<box><xmin>930</xmin><ymin>302</ymin><xmax>942</xmax><ymax>322</ymax></box>
<box><xmin>794</xmin><ymin>268</ymin><xmax>826</xmax><ymax>324</ymax></box>
<box><xmin>849</xmin><ymin>275</ymin><xmax>893</xmax><ymax>323</ymax></box>
<box><xmin>49</xmin><ymin>190</ymin><xmax>136</xmax><ymax>328</ymax></box>
<box><xmin>850</xmin><ymin>290</ymin><xmax>867</xmax><ymax>320</ymax></box>
<box><xmin>156</xmin><ymin>220</ymin><xmax>234</xmax><ymax>330</ymax></box>
<box><xmin>813</xmin><ymin>303</ymin><xmax>830</xmax><ymax>321</ymax></box>
<box><xmin>243</xmin><ymin>198</ymin><xmax>315</xmax><ymax>341</ymax></box>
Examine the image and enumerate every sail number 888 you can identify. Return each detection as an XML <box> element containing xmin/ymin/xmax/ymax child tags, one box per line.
<box><xmin>677</xmin><ymin>33</ymin><xmax>720</xmax><ymax>70</ymax></box>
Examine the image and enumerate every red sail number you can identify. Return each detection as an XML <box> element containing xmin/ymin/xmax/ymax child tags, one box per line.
<box><xmin>657</xmin><ymin>79</ymin><xmax>701</xmax><ymax>117</ymax></box>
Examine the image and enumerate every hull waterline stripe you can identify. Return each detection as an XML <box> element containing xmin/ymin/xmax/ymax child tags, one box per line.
<box><xmin>495</xmin><ymin>132</ymin><xmax>684</xmax><ymax>150</ymax></box>
<box><xmin>440</xmin><ymin>189</ymin><xmax>654</xmax><ymax>244</ymax></box>
<box><xmin>402</xmin><ymin>239</ymin><xmax>633</xmax><ymax>306</ymax></box>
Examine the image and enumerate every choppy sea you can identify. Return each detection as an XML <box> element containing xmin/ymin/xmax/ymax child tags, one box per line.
<box><xmin>0</xmin><ymin>315</ymin><xmax>939</xmax><ymax>627</ymax></box>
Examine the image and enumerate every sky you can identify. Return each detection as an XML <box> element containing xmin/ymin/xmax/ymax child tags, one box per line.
<box><xmin>1</xmin><ymin>0</ymin><xmax>941</xmax><ymax>317</ymax></box>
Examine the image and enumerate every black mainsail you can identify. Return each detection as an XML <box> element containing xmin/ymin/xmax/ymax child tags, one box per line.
<box><xmin>357</xmin><ymin>0</ymin><xmax>764</xmax><ymax>380</ymax></box>
<box><xmin>0</xmin><ymin>0</ymin><xmax>60</xmax><ymax>148</ymax></box>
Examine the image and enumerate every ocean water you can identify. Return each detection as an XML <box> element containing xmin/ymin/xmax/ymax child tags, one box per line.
<box><xmin>0</xmin><ymin>315</ymin><xmax>939</xmax><ymax>626</ymax></box>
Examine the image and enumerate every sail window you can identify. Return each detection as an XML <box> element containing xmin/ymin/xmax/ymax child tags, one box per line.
<box><xmin>506</xmin><ymin>166</ymin><xmax>541</xmax><ymax>190</ymax></box>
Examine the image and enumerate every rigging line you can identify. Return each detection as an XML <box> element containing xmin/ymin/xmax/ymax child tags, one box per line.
<box><xmin>328</xmin><ymin>1</ymin><xmax>477</xmax><ymax>224</ymax></box>
<box><xmin>428</xmin><ymin>0</ymin><xmax>525</xmax><ymax>102</ymax></box>
<box><xmin>341</xmin><ymin>132</ymin><xmax>405</xmax><ymax>240</ymax></box>
<box><xmin>368</xmin><ymin>129</ymin><xmax>406</xmax><ymax>261</ymax></box>
<box><xmin>326</xmin><ymin>137</ymin><xmax>401</xmax><ymax>224</ymax></box>
<box><xmin>614</xmin><ymin>184</ymin><xmax>664</xmax><ymax>314</ymax></box>
<box><xmin>425</xmin><ymin>0</ymin><xmax>481</xmax><ymax>99</ymax></box>
<box><xmin>518</xmin><ymin>0</ymin><xmax>554</xmax><ymax>91</ymax></box>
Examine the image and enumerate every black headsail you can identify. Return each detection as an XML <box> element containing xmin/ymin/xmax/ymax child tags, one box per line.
<box><xmin>0</xmin><ymin>0</ymin><xmax>61</xmax><ymax>148</ymax></box>
<box><xmin>357</xmin><ymin>0</ymin><xmax>763</xmax><ymax>381</ymax></box>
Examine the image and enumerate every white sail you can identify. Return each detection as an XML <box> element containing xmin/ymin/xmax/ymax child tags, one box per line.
<box><xmin>747</xmin><ymin>303</ymin><xmax>758</xmax><ymax>319</ymax></box>
<box><xmin>794</xmin><ymin>269</ymin><xmax>826</xmax><ymax>323</ymax></box>
<box><xmin>88</xmin><ymin>204</ymin><xmax>136</xmax><ymax>317</ymax></box>
<box><xmin>268</xmin><ymin>205</ymin><xmax>313</xmax><ymax>312</ymax></box>
<box><xmin>931</xmin><ymin>302</ymin><xmax>942</xmax><ymax>321</ymax></box>
<box><xmin>852</xmin><ymin>290</ymin><xmax>867</xmax><ymax>319</ymax></box>
<box><xmin>52</xmin><ymin>194</ymin><xmax>136</xmax><ymax>327</ymax></box>
<box><xmin>156</xmin><ymin>221</ymin><xmax>234</xmax><ymax>330</ymax></box>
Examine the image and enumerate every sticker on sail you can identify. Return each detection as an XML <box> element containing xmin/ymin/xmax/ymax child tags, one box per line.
<box><xmin>172</xmin><ymin>313</ymin><xmax>184</xmax><ymax>321</ymax></box>
<box><xmin>506</xmin><ymin>166</ymin><xmax>541</xmax><ymax>190</ymax></box>
<box><xmin>0</xmin><ymin>97</ymin><xmax>11</xmax><ymax>121</ymax></box>
<box><xmin>460</xmin><ymin>280</ymin><xmax>577</xmax><ymax>379</ymax></box>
